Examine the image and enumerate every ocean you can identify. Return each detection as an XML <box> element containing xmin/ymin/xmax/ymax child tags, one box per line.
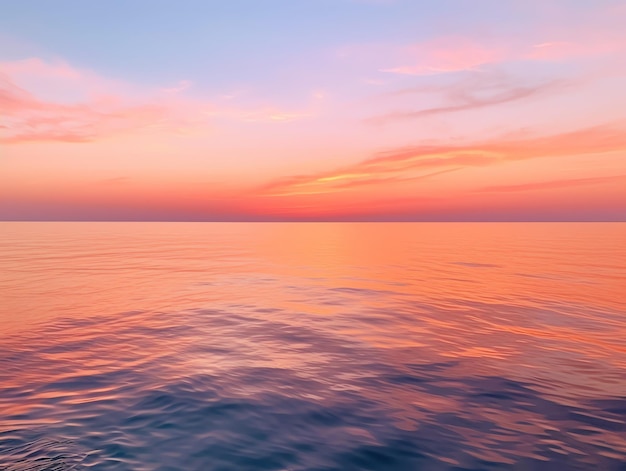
<box><xmin>1</xmin><ymin>222</ymin><xmax>624</xmax><ymax>470</ymax></box>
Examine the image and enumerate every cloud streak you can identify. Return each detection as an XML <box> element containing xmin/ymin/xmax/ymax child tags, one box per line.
<box><xmin>252</xmin><ymin>123</ymin><xmax>626</xmax><ymax>199</ymax></box>
<box><xmin>474</xmin><ymin>174</ymin><xmax>626</xmax><ymax>193</ymax></box>
<box><xmin>368</xmin><ymin>73</ymin><xmax>568</xmax><ymax>124</ymax></box>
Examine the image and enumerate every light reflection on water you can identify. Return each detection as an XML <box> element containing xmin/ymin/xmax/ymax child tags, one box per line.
<box><xmin>0</xmin><ymin>222</ymin><xmax>625</xmax><ymax>470</ymax></box>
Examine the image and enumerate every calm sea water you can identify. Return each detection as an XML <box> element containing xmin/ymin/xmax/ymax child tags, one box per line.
<box><xmin>0</xmin><ymin>222</ymin><xmax>625</xmax><ymax>470</ymax></box>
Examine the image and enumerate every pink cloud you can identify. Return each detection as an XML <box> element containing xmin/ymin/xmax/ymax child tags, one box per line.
<box><xmin>0</xmin><ymin>58</ymin><xmax>198</xmax><ymax>143</ymax></box>
<box><xmin>525</xmin><ymin>39</ymin><xmax>624</xmax><ymax>61</ymax></box>
<box><xmin>0</xmin><ymin>74</ymin><xmax>173</xmax><ymax>143</ymax></box>
<box><xmin>0</xmin><ymin>58</ymin><xmax>84</xmax><ymax>81</ymax></box>
<box><xmin>381</xmin><ymin>38</ymin><xmax>504</xmax><ymax>75</ymax></box>
<box><xmin>381</xmin><ymin>14</ymin><xmax>626</xmax><ymax>77</ymax></box>
<box><xmin>0</xmin><ymin>58</ymin><xmax>312</xmax><ymax>144</ymax></box>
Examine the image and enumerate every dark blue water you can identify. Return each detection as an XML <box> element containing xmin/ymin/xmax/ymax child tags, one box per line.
<box><xmin>1</xmin><ymin>222</ymin><xmax>625</xmax><ymax>470</ymax></box>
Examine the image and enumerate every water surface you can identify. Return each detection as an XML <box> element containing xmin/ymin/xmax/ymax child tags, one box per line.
<box><xmin>1</xmin><ymin>222</ymin><xmax>625</xmax><ymax>470</ymax></box>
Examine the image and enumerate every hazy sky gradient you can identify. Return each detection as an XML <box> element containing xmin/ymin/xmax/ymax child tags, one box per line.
<box><xmin>1</xmin><ymin>0</ymin><xmax>625</xmax><ymax>220</ymax></box>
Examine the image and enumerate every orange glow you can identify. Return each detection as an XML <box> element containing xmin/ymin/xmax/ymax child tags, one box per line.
<box><xmin>2</xmin><ymin>222</ymin><xmax>624</xmax><ymax>366</ymax></box>
<box><xmin>2</xmin><ymin>3</ymin><xmax>626</xmax><ymax>221</ymax></box>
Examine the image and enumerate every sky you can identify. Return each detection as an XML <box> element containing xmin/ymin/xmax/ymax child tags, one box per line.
<box><xmin>1</xmin><ymin>0</ymin><xmax>625</xmax><ymax>221</ymax></box>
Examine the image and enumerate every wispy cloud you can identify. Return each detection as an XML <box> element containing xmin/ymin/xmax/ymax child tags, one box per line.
<box><xmin>381</xmin><ymin>38</ymin><xmax>503</xmax><ymax>76</ymax></box>
<box><xmin>368</xmin><ymin>73</ymin><xmax>568</xmax><ymax>124</ymax></box>
<box><xmin>0</xmin><ymin>59</ymin><xmax>195</xmax><ymax>143</ymax></box>
<box><xmin>252</xmin><ymin>123</ymin><xmax>626</xmax><ymax>199</ymax></box>
<box><xmin>0</xmin><ymin>85</ymin><xmax>172</xmax><ymax>144</ymax></box>
<box><xmin>256</xmin><ymin>168</ymin><xmax>457</xmax><ymax>197</ymax></box>
<box><xmin>160</xmin><ymin>80</ymin><xmax>193</xmax><ymax>94</ymax></box>
<box><xmin>380</xmin><ymin>13</ymin><xmax>626</xmax><ymax>77</ymax></box>
<box><xmin>368</xmin><ymin>124</ymin><xmax>626</xmax><ymax>167</ymax></box>
<box><xmin>525</xmin><ymin>39</ymin><xmax>624</xmax><ymax>61</ymax></box>
<box><xmin>0</xmin><ymin>58</ymin><xmax>314</xmax><ymax>144</ymax></box>
<box><xmin>474</xmin><ymin>174</ymin><xmax>626</xmax><ymax>193</ymax></box>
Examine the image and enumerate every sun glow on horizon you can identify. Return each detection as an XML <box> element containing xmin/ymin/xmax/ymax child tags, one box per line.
<box><xmin>1</xmin><ymin>1</ymin><xmax>625</xmax><ymax>220</ymax></box>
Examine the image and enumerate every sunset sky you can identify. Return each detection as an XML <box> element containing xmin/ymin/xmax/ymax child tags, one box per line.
<box><xmin>1</xmin><ymin>0</ymin><xmax>625</xmax><ymax>221</ymax></box>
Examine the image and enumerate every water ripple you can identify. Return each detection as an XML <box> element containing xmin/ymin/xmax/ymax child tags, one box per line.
<box><xmin>1</xmin><ymin>222</ymin><xmax>625</xmax><ymax>470</ymax></box>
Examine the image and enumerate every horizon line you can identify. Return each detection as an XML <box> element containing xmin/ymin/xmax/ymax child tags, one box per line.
<box><xmin>2</xmin><ymin>219</ymin><xmax>625</xmax><ymax>223</ymax></box>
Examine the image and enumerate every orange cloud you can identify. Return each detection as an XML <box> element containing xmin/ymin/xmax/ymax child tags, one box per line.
<box><xmin>368</xmin><ymin>124</ymin><xmax>626</xmax><ymax>167</ymax></box>
<box><xmin>474</xmin><ymin>174</ymin><xmax>626</xmax><ymax>193</ymax></box>
<box><xmin>256</xmin><ymin>168</ymin><xmax>457</xmax><ymax>197</ymax></box>
<box><xmin>251</xmin><ymin>123</ymin><xmax>626</xmax><ymax>201</ymax></box>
